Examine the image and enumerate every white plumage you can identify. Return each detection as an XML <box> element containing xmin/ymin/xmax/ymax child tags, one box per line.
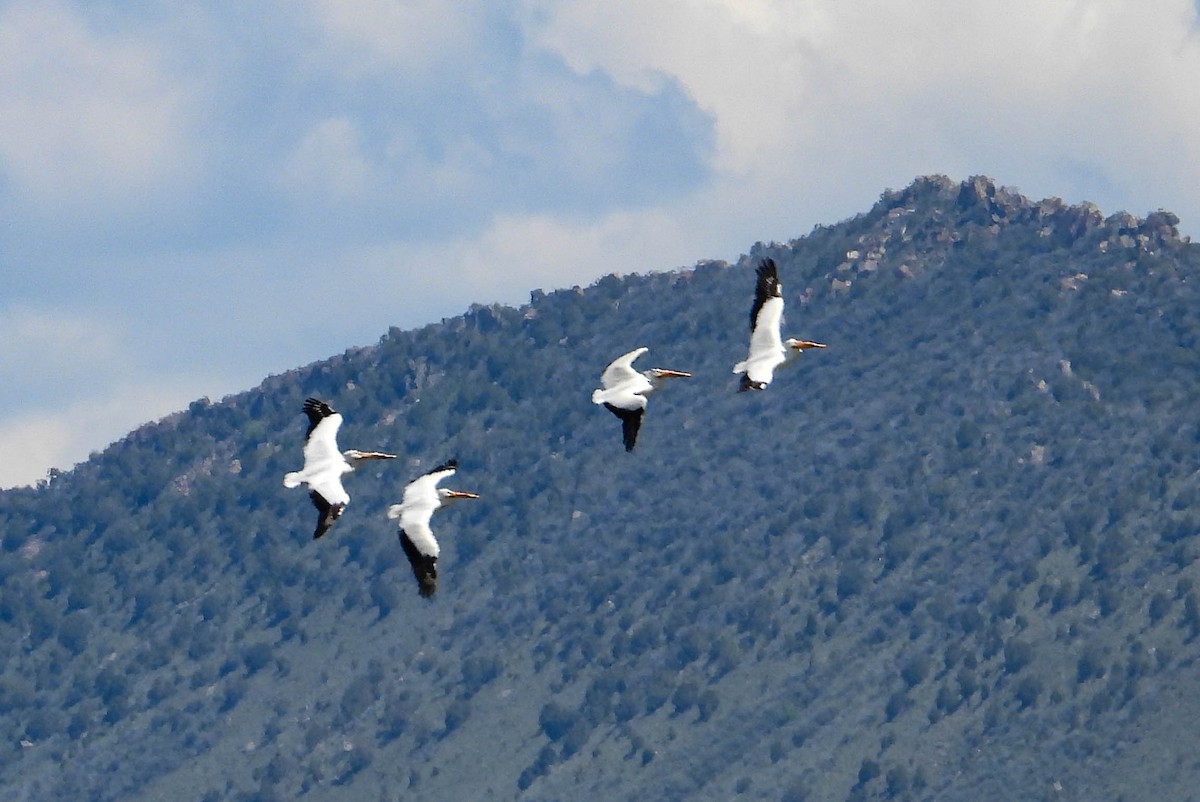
<box><xmin>591</xmin><ymin>347</ymin><xmax>691</xmax><ymax>451</ymax></box>
<box><xmin>733</xmin><ymin>258</ymin><xmax>825</xmax><ymax>391</ymax></box>
<box><xmin>283</xmin><ymin>397</ymin><xmax>396</xmax><ymax>539</ymax></box>
<box><xmin>387</xmin><ymin>460</ymin><xmax>479</xmax><ymax>597</ymax></box>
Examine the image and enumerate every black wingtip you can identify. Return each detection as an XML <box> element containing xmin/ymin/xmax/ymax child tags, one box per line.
<box><xmin>429</xmin><ymin>458</ymin><xmax>459</xmax><ymax>474</ymax></box>
<box><xmin>310</xmin><ymin>496</ymin><xmax>345</xmax><ymax>540</ymax></box>
<box><xmin>738</xmin><ymin>374</ymin><xmax>765</xmax><ymax>392</ymax></box>
<box><xmin>749</xmin><ymin>259</ymin><xmax>782</xmax><ymax>332</ymax></box>
<box><xmin>399</xmin><ymin>529</ymin><xmax>439</xmax><ymax>597</ymax></box>
<box><xmin>602</xmin><ymin>403</ymin><xmax>643</xmax><ymax>452</ymax></box>
<box><xmin>302</xmin><ymin>397</ymin><xmax>337</xmax><ymax>438</ymax></box>
<box><xmin>303</xmin><ymin>397</ymin><xmax>334</xmax><ymax>415</ymax></box>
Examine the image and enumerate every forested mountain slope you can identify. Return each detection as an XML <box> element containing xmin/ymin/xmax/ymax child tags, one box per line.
<box><xmin>2</xmin><ymin>176</ymin><xmax>1200</xmax><ymax>801</ymax></box>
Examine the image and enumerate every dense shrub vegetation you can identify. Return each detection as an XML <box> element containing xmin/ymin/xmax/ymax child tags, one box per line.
<box><xmin>2</xmin><ymin>176</ymin><xmax>1199</xmax><ymax>800</ymax></box>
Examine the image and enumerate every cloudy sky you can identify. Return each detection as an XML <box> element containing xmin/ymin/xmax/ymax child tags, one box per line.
<box><xmin>2</xmin><ymin>0</ymin><xmax>1199</xmax><ymax>487</ymax></box>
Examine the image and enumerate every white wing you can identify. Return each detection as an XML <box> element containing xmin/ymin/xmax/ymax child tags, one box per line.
<box><xmin>736</xmin><ymin>296</ymin><xmax>785</xmax><ymax>384</ymax></box>
<box><xmin>309</xmin><ymin>474</ymin><xmax>350</xmax><ymax>507</ymax></box>
<box><xmin>600</xmin><ymin>347</ymin><xmax>649</xmax><ymax>390</ymax></box>
<box><xmin>302</xmin><ymin>414</ymin><xmax>350</xmax><ymax>504</ymax></box>
<box><xmin>303</xmin><ymin>413</ymin><xmax>343</xmax><ymax>469</ymax></box>
<box><xmin>400</xmin><ymin>516</ymin><xmax>439</xmax><ymax>558</ymax></box>
<box><xmin>748</xmin><ymin>295</ymin><xmax>785</xmax><ymax>360</ymax></box>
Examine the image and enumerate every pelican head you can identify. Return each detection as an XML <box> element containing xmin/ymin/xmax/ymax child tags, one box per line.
<box><xmin>343</xmin><ymin>449</ymin><xmax>398</xmax><ymax>466</ymax></box>
<box><xmin>784</xmin><ymin>339</ymin><xmax>826</xmax><ymax>351</ymax></box>
<box><xmin>644</xmin><ymin>367</ymin><xmax>692</xmax><ymax>390</ymax></box>
<box><xmin>646</xmin><ymin>368</ymin><xmax>692</xmax><ymax>379</ymax></box>
<box><xmin>439</xmin><ymin>488</ymin><xmax>480</xmax><ymax>506</ymax></box>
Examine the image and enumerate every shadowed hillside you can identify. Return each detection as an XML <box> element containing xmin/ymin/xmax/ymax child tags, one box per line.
<box><xmin>2</xmin><ymin>176</ymin><xmax>1200</xmax><ymax>801</ymax></box>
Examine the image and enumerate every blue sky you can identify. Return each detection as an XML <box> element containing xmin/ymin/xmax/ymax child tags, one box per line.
<box><xmin>3</xmin><ymin>0</ymin><xmax>1200</xmax><ymax>487</ymax></box>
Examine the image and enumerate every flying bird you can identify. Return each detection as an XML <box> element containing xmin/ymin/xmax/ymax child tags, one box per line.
<box><xmin>282</xmin><ymin>397</ymin><xmax>396</xmax><ymax>540</ymax></box>
<box><xmin>388</xmin><ymin>460</ymin><xmax>479</xmax><ymax>598</ymax></box>
<box><xmin>733</xmin><ymin>258</ymin><xmax>825</xmax><ymax>391</ymax></box>
<box><xmin>591</xmin><ymin>347</ymin><xmax>691</xmax><ymax>451</ymax></box>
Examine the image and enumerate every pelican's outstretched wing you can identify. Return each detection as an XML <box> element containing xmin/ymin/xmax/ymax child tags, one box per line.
<box><xmin>599</xmin><ymin>347</ymin><xmax>650</xmax><ymax>390</ymax></box>
<box><xmin>747</xmin><ymin>259</ymin><xmax>785</xmax><ymax>357</ymax></box>
<box><xmin>303</xmin><ymin>397</ymin><xmax>337</xmax><ymax>439</ymax></box>
<box><xmin>301</xmin><ymin>398</ymin><xmax>344</xmax><ymax>473</ymax></box>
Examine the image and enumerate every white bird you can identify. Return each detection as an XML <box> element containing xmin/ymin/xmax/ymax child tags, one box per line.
<box><xmin>387</xmin><ymin>459</ymin><xmax>479</xmax><ymax>598</ymax></box>
<box><xmin>591</xmin><ymin>347</ymin><xmax>691</xmax><ymax>451</ymax></box>
<box><xmin>283</xmin><ymin>397</ymin><xmax>396</xmax><ymax>540</ymax></box>
<box><xmin>733</xmin><ymin>258</ymin><xmax>825</xmax><ymax>391</ymax></box>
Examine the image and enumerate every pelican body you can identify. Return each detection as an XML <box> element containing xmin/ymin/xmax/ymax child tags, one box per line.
<box><xmin>283</xmin><ymin>397</ymin><xmax>396</xmax><ymax>539</ymax></box>
<box><xmin>733</xmin><ymin>258</ymin><xmax>825</xmax><ymax>391</ymax></box>
<box><xmin>388</xmin><ymin>459</ymin><xmax>479</xmax><ymax>597</ymax></box>
<box><xmin>592</xmin><ymin>347</ymin><xmax>691</xmax><ymax>451</ymax></box>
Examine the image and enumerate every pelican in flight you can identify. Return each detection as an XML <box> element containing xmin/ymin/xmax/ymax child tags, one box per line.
<box><xmin>388</xmin><ymin>460</ymin><xmax>479</xmax><ymax>598</ymax></box>
<box><xmin>733</xmin><ymin>258</ymin><xmax>825</xmax><ymax>391</ymax></box>
<box><xmin>283</xmin><ymin>397</ymin><xmax>396</xmax><ymax>539</ymax></box>
<box><xmin>592</xmin><ymin>347</ymin><xmax>691</xmax><ymax>451</ymax></box>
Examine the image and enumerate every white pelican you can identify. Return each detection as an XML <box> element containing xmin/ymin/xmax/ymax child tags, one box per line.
<box><xmin>733</xmin><ymin>258</ymin><xmax>825</xmax><ymax>391</ymax></box>
<box><xmin>387</xmin><ymin>459</ymin><xmax>479</xmax><ymax>597</ymax></box>
<box><xmin>282</xmin><ymin>397</ymin><xmax>396</xmax><ymax>540</ymax></box>
<box><xmin>591</xmin><ymin>347</ymin><xmax>691</xmax><ymax>451</ymax></box>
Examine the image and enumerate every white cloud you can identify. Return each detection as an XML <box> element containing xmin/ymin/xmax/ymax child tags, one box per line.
<box><xmin>412</xmin><ymin>208</ymin><xmax>704</xmax><ymax>302</ymax></box>
<box><xmin>523</xmin><ymin>0</ymin><xmax>809</xmax><ymax>177</ymax></box>
<box><xmin>280</xmin><ymin>117</ymin><xmax>372</xmax><ymax>200</ymax></box>
<box><xmin>0</xmin><ymin>0</ymin><xmax>198</xmax><ymax>214</ymax></box>
<box><xmin>304</xmin><ymin>0</ymin><xmax>487</xmax><ymax>75</ymax></box>
<box><xmin>524</xmin><ymin>0</ymin><xmax>1200</xmax><ymax>227</ymax></box>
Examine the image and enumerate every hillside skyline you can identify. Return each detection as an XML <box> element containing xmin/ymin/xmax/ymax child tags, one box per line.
<box><xmin>4</xmin><ymin>0</ymin><xmax>1200</xmax><ymax>489</ymax></box>
<box><xmin>9</xmin><ymin>172</ymin><xmax>1196</xmax><ymax>493</ymax></box>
